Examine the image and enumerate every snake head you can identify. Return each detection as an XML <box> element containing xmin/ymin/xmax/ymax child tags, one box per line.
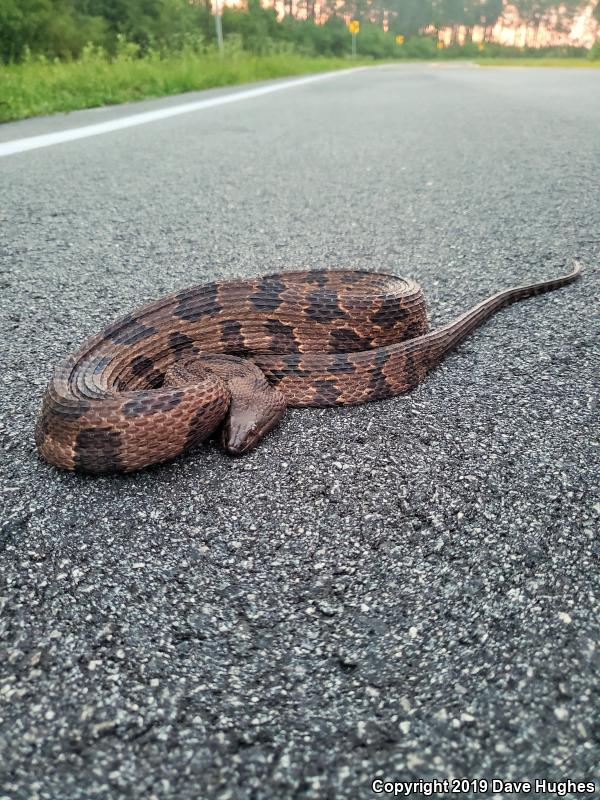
<box><xmin>221</xmin><ymin>379</ymin><xmax>286</xmax><ymax>456</ymax></box>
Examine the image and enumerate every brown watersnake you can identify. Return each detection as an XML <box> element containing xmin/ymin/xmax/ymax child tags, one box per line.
<box><xmin>35</xmin><ymin>263</ymin><xmax>581</xmax><ymax>473</ymax></box>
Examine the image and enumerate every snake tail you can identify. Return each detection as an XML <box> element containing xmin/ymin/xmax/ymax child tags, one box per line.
<box><xmin>418</xmin><ymin>261</ymin><xmax>582</xmax><ymax>371</ymax></box>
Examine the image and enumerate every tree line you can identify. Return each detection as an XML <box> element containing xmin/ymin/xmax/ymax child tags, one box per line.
<box><xmin>334</xmin><ymin>0</ymin><xmax>594</xmax><ymax>41</ymax></box>
<box><xmin>0</xmin><ymin>0</ymin><xmax>596</xmax><ymax>63</ymax></box>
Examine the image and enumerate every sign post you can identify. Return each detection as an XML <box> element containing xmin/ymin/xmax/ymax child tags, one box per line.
<box><xmin>395</xmin><ymin>34</ymin><xmax>404</xmax><ymax>46</ymax></box>
<box><xmin>349</xmin><ymin>20</ymin><xmax>359</xmax><ymax>58</ymax></box>
<box><xmin>214</xmin><ymin>0</ymin><xmax>224</xmax><ymax>55</ymax></box>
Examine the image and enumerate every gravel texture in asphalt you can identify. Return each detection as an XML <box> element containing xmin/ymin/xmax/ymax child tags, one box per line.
<box><xmin>1</xmin><ymin>64</ymin><xmax>599</xmax><ymax>799</ymax></box>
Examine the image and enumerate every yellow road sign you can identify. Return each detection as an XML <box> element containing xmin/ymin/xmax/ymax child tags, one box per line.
<box><xmin>395</xmin><ymin>35</ymin><xmax>405</xmax><ymax>45</ymax></box>
<box><xmin>349</xmin><ymin>20</ymin><xmax>360</xmax><ymax>34</ymax></box>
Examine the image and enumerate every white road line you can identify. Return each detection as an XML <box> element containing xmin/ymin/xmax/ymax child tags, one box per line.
<box><xmin>0</xmin><ymin>68</ymin><xmax>364</xmax><ymax>158</ymax></box>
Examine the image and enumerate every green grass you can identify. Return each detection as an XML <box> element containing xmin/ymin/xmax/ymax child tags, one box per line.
<box><xmin>0</xmin><ymin>51</ymin><xmax>365</xmax><ymax>123</ymax></box>
<box><xmin>476</xmin><ymin>58</ymin><xmax>600</xmax><ymax>68</ymax></box>
<box><xmin>2</xmin><ymin>51</ymin><xmax>599</xmax><ymax>123</ymax></box>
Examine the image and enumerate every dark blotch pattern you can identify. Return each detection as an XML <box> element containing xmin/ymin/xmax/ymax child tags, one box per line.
<box><xmin>263</xmin><ymin>354</ymin><xmax>310</xmax><ymax>383</ymax></box>
<box><xmin>265</xmin><ymin>319</ymin><xmax>300</xmax><ymax>352</ymax></box>
<box><xmin>305</xmin><ymin>290</ymin><xmax>349</xmax><ymax>323</ymax></box>
<box><xmin>146</xmin><ymin>370</ymin><xmax>165</xmax><ymax>389</ymax></box>
<box><xmin>104</xmin><ymin>313</ymin><xmax>157</xmax><ymax>345</ymax></box>
<box><xmin>74</xmin><ymin>427</ymin><xmax>123</xmax><ymax>473</ymax></box>
<box><xmin>169</xmin><ymin>332</ymin><xmax>198</xmax><ymax>360</ymax></box>
<box><xmin>174</xmin><ymin>285</ymin><xmax>221</xmax><ymax>322</ymax></box>
<box><xmin>281</xmin><ymin>354</ymin><xmax>310</xmax><ymax>377</ymax></box>
<box><xmin>325</xmin><ymin>354</ymin><xmax>357</xmax><ymax>375</ymax></box>
<box><xmin>371</xmin><ymin>298</ymin><xmax>410</xmax><ymax>328</ymax></box>
<box><xmin>250</xmin><ymin>278</ymin><xmax>286</xmax><ymax>312</ymax></box>
<box><xmin>329</xmin><ymin>328</ymin><xmax>372</xmax><ymax>352</ymax></box>
<box><xmin>367</xmin><ymin>351</ymin><xmax>394</xmax><ymax>395</ymax></box>
<box><xmin>122</xmin><ymin>391</ymin><xmax>184</xmax><ymax>417</ymax></box>
<box><xmin>103</xmin><ymin>314</ymin><xmax>133</xmax><ymax>340</ymax></box>
<box><xmin>402</xmin><ymin>351</ymin><xmax>422</xmax><ymax>390</ymax></box>
<box><xmin>404</xmin><ymin>317</ymin><xmax>428</xmax><ymax>340</ymax></box>
<box><xmin>129</xmin><ymin>355</ymin><xmax>155</xmax><ymax>377</ymax></box>
<box><xmin>52</xmin><ymin>398</ymin><xmax>91</xmax><ymax>421</ymax></box>
<box><xmin>183</xmin><ymin>396</ymin><xmax>228</xmax><ymax>451</ymax></box>
<box><xmin>339</xmin><ymin>273</ymin><xmax>361</xmax><ymax>286</ymax></box>
<box><xmin>93</xmin><ymin>355</ymin><xmax>113</xmax><ymax>375</ymax></box>
<box><xmin>218</xmin><ymin>321</ymin><xmax>247</xmax><ymax>355</ymax></box>
<box><xmin>313</xmin><ymin>379</ymin><xmax>343</xmax><ymax>405</ymax></box>
<box><xmin>305</xmin><ymin>272</ymin><xmax>330</xmax><ymax>286</ymax></box>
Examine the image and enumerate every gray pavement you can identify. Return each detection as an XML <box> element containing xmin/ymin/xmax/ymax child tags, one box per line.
<box><xmin>1</xmin><ymin>64</ymin><xmax>599</xmax><ymax>799</ymax></box>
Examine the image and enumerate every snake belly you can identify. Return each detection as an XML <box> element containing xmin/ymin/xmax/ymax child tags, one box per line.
<box><xmin>35</xmin><ymin>265</ymin><xmax>581</xmax><ymax>473</ymax></box>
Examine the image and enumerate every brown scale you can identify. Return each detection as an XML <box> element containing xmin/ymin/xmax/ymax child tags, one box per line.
<box><xmin>35</xmin><ymin>265</ymin><xmax>581</xmax><ymax>474</ymax></box>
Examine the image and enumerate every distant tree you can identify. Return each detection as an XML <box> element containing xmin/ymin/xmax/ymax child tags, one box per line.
<box><xmin>0</xmin><ymin>0</ymin><xmax>108</xmax><ymax>60</ymax></box>
<box><xmin>432</xmin><ymin>0</ymin><xmax>464</xmax><ymax>38</ymax></box>
<box><xmin>72</xmin><ymin>0</ymin><xmax>211</xmax><ymax>50</ymax></box>
<box><xmin>514</xmin><ymin>0</ymin><xmax>589</xmax><ymax>43</ymax></box>
<box><xmin>479</xmin><ymin>0</ymin><xmax>503</xmax><ymax>42</ymax></box>
<box><xmin>553</xmin><ymin>0</ymin><xmax>590</xmax><ymax>33</ymax></box>
<box><xmin>514</xmin><ymin>0</ymin><xmax>555</xmax><ymax>43</ymax></box>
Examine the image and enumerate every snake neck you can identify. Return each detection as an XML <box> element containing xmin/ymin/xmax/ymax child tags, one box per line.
<box><xmin>164</xmin><ymin>354</ymin><xmax>287</xmax><ymax>455</ymax></box>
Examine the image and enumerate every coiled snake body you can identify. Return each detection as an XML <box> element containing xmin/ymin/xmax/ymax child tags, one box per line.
<box><xmin>36</xmin><ymin>264</ymin><xmax>581</xmax><ymax>473</ymax></box>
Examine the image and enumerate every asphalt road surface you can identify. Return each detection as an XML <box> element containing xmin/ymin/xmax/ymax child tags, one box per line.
<box><xmin>1</xmin><ymin>64</ymin><xmax>599</xmax><ymax>800</ymax></box>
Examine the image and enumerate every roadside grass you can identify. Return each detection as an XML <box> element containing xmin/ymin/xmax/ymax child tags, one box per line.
<box><xmin>2</xmin><ymin>51</ymin><xmax>599</xmax><ymax>123</ymax></box>
<box><xmin>0</xmin><ymin>51</ymin><xmax>366</xmax><ymax>123</ymax></box>
<box><xmin>476</xmin><ymin>58</ymin><xmax>600</xmax><ymax>67</ymax></box>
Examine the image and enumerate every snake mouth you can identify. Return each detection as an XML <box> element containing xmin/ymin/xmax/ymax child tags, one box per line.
<box><xmin>221</xmin><ymin>402</ymin><xmax>286</xmax><ymax>456</ymax></box>
<box><xmin>224</xmin><ymin>440</ymin><xmax>256</xmax><ymax>456</ymax></box>
<box><xmin>221</xmin><ymin>421</ymin><xmax>263</xmax><ymax>456</ymax></box>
